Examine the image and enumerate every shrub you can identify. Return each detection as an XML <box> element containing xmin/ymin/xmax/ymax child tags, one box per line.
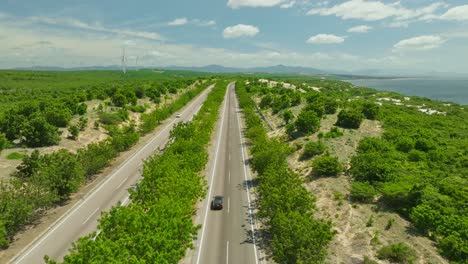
<box><xmin>281</xmin><ymin>110</ymin><xmax>294</xmax><ymax>124</ymax></box>
<box><xmin>0</xmin><ymin>133</ymin><xmax>7</xmax><ymax>152</ymax></box>
<box><xmin>350</xmin><ymin>181</ymin><xmax>377</xmax><ymax>203</ymax></box>
<box><xmin>295</xmin><ymin>110</ymin><xmax>320</xmax><ymax>134</ymax></box>
<box><xmin>98</xmin><ymin>112</ymin><xmax>124</xmax><ymax>125</ymax></box>
<box><xmin>336</xmin><ymin>109</ymin><xmax>364</xmax><ymax>129</ymax></box>
<box><xmin>302</xmin><ymin>141</ymin><xmax>327</xmax><ymax>159</ymax></box>
<box><xmin>21</xmin><ymin>115</ymin><xmax>61</xmax><ymax>148</ymax></box>
<box><xmin>313</xmin><ymin>155</ymin><xmax>342</xmax><ymax>177</ymax></box>
<box><xmin>6</xmin><ymin>152</ymin><xmax>24</xmax><ymax>160</ymax></box>
<box><xmin>377</xmin><ymin>243</ymin><xmax>417</xmax><ymax>264</ymax></box>
<box><xmin>68</xmin><ymin>124</ymin><xmax>80</xmax><ymax>140</ymax></box>
<box><xmin>324</xmin><ymin>126</ymin><xmax>343</xmax><ymax>138</ymax></box>
<box><xmin>362</xmin><ymin>102</ymin><xmax>380</xmax><ymax>120</ymax></box>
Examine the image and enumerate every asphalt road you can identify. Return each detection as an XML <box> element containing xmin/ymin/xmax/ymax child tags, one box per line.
<box><xmin>188</xmin><ymin>82</ymin><xmax>261</xmax><ymax>264</ymax></box>
<box><xmin>10</xmin><ymin>84</ymin><xmax>214</xmax><ymax>264</ymax></box>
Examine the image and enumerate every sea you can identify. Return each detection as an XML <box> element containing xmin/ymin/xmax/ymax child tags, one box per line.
<box><xmin>346</xmin><ymin>78</ymin><xmax>468</xmax><ymax>105</ymax></box>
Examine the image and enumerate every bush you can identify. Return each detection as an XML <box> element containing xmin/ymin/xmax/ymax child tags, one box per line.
<box><xmin>98</xmin><ymin>112</ymin><xmax>124</xmax><ymax>125</ymax></box>
<box><xmin>377</xmin><ymin>243</ymin><xmax>417</xmax><ymax>264</ymax></box>
<box><xmin>6</xmin><ymin>152</ymin><xmax>24</xmax><ymax>160</ymax></box>
<box><xmin>313</xmin><ymin>155</ymin><xmax>342</xmax><ymax>177</ymax></box>
<box><xmin>295</xmin><ymin>110</ymin><xmax>320</xmax><ymax>134</ymax></box>
<box><xmin>336</xmin><ymin>109</ymin><xmax>364</xmax><ymax>129</ymax></box>
<box><xmin>21</xmin><ymin>115</ymin><xmax>61</xmax><ymax>148</ymax></box>
<box><xmin>281</xmin><ymin>110</ymin><xmax>294</xmax><ymax>124</ymax></box>
<box><xmin>362</xmin><ymin>102</ymin><xmax>380</xmax><ymax>120</ymax></box>
<box><xmin>350</xmin><ymin>182</ymin><xmax>377</xmax><ymax>203</ymax></box>
<box><xmin>302</xmin><ymin>141</ymin><xmax>327</xmax><ymax>159</ymax></box>
<box><xmin>68</xmin><ymin>124</ymin><xmax>80</xmax><ymax>140</ymax></box>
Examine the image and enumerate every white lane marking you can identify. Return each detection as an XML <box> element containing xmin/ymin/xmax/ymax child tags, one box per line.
<box><xmin>227</xmin><ymin>197</ymin><xmax>230</xmax><ymax>214</ymax></box>
<box><xmin>11</xmin><ymin>85</ymin><xmax>214</xmax><ymax>264</ymax></box>
<box><xmin>82</xmin><ymin>207</ymin><xmax>100</xmax><ymax>225</ymax></box>
<box><xmin>195</xmin><ymin>83</ymin><xmax>229</xmax><ymax>264</ymax></box>
<box><xmin>235</xmin><ymin>87</ymin><xmax>260</xmax><ymax>264</ymax></box>
<box><xmin>116</xmin><ymin>176</ymin><xmax>129</xmax><ymax>190</ymax></box>
<box><xmin>228</xmin><ymin>171</ymin><xmax>231</xmax><ymax>184</ymax></box>
<box><xmin>229</xmin><ymin>153</ymin><xmax>231</xmax><ymax>161</ymax></box>
<box><xmin>226</xmin><ymin>241</ymin><xmax>229</xmax><ymax>264</ymax></box>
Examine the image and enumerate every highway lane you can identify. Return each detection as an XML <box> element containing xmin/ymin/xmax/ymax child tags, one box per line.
<box><xmin>188</xmin><ymin>82</ymin><xmax>260</xmax><ymax>264</ymax></box>
<box><xmin>10</xmin><ymin>84</ymin><xmax>214</xmax><ymax>264</ymax></box>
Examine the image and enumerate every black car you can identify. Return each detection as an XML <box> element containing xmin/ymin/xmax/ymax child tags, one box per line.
<box><xmin>211</xmin><ymin>196</ymin><xmax>224</xmax><ymax>210</ymax></box>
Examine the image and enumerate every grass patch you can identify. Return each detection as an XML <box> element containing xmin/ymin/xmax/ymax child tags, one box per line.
<box><xmin>6</xmin><ymin>152</ymin><xmax>24</xmax><ymax>160</ymax></box>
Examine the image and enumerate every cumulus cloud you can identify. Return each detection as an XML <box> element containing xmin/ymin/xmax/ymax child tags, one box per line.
<box><xmin>347</xmin><ymin>25</ymin><xmax>372</xmax><ymax>33</ymax></box>
<box><xmin>307</xmin><ymin>34</ymin><xmax>345</xmax><ymax>44</ymax></box>
<box><xmin>440</xmin><ymin>5</ymin><xmax>468</xmax><ymax>21</ymax></box>
<box><xmin>307</xmin><ymin>0</ymin><xmax>446</xmax><ymax>25</ymax></box>
<box><xmin>394</xmin><ymin>35</ymin><xmax>445</xmax><ymax>50</ymax></box>
<box><xmin>223</xmin><ymin>24</ymin><xmax>259</xmax><ymax>38</ymax></box>
<box><xmin>228</xmin><ymin>0</ymin><xmax>285</xmax><ymax>8</ymax></box>
<box><xmin>167</xmin><ymin>18</ymin><xmax>188</xmax><ymax>26</ymax></box>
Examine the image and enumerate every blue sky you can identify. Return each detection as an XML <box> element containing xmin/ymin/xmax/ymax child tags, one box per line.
<box><xmin>1</xmin><ymin>0</ymin><xmax>468</xmax><ymax>74</ymax></box>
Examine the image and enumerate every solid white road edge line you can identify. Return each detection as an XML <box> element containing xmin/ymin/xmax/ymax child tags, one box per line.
<box><xmin>235</xmin><ymin>87</ymin><xmax>260</xmax><ymax>264</ymax></box>
<box><xmin>195</xmin><ymin>83</ymin><xmax>229</xmax><ymax>264</ymax></box>
<box><xmin>226</xmin><ymin>241</ymin><xmax>229</xmax><ymax>264</ymax></box>
<box><xmin>10</xmin><ymin>85</ymin><xmax>213</xmax><ymax>264</ymax></box>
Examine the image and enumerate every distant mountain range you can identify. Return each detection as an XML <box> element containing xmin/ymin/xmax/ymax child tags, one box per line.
<box><xmin>14</xmin><ymin>64</ymin><xmax>328</xmax><ymax>75</ymax></box>
<box><xmin>12</xmin><ymin>64</ymin><xmax>467</xmax><ymax>78</ymax></box>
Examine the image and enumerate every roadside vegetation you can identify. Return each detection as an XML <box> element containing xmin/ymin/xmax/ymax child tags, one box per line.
<box><xmin>46</xmin><ymin>82</ymin><xmax>227</xmax><ymax>263</ymax></box>
<box><xmin>236</xmin><ymin>82</ymin><xmax>334</xmax><ymax>263</ymax></box>
<box><xmin>0</xmin><ymin>70</ymin><xmax>212</xmax><ymax>249</ymax></box>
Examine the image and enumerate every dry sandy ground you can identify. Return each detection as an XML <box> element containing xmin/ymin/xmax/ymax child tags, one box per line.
<box><xmin>256</xmin><ymin>95</ymin><xmax>448</xmax><ymax>264</ymax></box>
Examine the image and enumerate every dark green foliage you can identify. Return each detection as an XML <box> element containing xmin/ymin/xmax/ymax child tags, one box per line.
<box><xmin>336</xmin><ymin>109</ymin><xmax>364</xmax><ymax>129</ymax></box>
<box><xmin>302</xmin><ymin>141</ymin><xmax>327</xmax><ymax>159</ymax></box>
<box><xmin>281</xmin><ymin>110</ymin><xmax>294</xmax><ymax>124</ymax></box>
<box><xmin>111</xmin><ymin>91</ymin><xmax>127</xmax><ymax>107</ymax></box>
<box><xmin>324</xmin><ymin>98</ymin><xmax>338</xmax><ymax>114</ymax></box>
<box><xmin>312</xmin><ymin>155</ymin><xmax>342</xmax><ymax>177</ymax></box>
<box><xmin>260</xmin><ymin>94</ymin><xmax>274</xmax><ymax>109</ymax></box>
<box><xmin>377</xmin><ymin>243</ymin><xmax>417</xmax><ymax>264</ymax></box>
<box><xmin>396</xmin><ymin>137</ymin><xmax>414</xmax><ymax>152</ymax></box>
<box><xmin>128</xmin><ymin>105</ymin><xmax>146</xmax><ymax>113</ymax></box>
<box><xmin>44</xmin><ymin>106</ymin><xmax>72</xmax><ymax>127</ymax></box>
<box><xmin>77</xmin><ymin>141</ymin><xmax>117</xmax><ymax>177</ymax></box>
<box><xmin>0</xmin><ymin>133</ymin><xmax>7</xmax><ymax>152</ymax></box>
<box><xmin>350</xmin><ymin>182</ymin><xmax>377</xmax><ymax>203</ymax></box>
<box><xmin>324</xmin><ymin>126</ymin><xmax>344</xmax><ymax>138</ymax></box>
<box><xmin>78</xmin><ymin>117</ymin><xmax>88</xmax><ymax>131</ymax></box>
<box><xmin>68</xmin><ymin>124</ymin><xmax>80</xmax><ymax>140</ymax></box>
<box><xmin>304</xmin><ymin>101</ymin><xmax>325</xmax><ymax>117</ymax></box>
<box><xmin>21</xmin><ymin>114</ymin><xmax>61</xmax><ymax>147</ymax></box>
<box><xmin>350</xmin><ymin>153</ymin><xmax>396</xmax><ymax>182</ymax></box>
<box><xmin>295</xmin><ymin>110</ymin><xmax>320</xmax><ymax>134</ymax></box>
<box><xmin>362</xmin><ymin>102</ymin><xmax>380</xmax><ymax>120</ymax></box>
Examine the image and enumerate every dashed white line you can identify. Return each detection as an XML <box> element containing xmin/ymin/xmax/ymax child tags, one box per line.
<box><xmin>82</xmin><ymin>207</ymin><xmax>100</xmax><ymax>225</ymax></box>
<box><xmin>227</xmin><ymin>197</ymin><xmax>230</xmax><ymax>214</ymax></box>
<box><xmin>195</xmin><ymin>84</ymin><xmax>229</xmax><ymax>264</ymax></box>
<box><xmin>228</xmin><ymin>171</ymin><xmax>231</xmax><ymax>184</ymax></box>
<box><xmin>116</xmin><ymin>176</ymin><xmax>128</xmax><ymax>190</ymax></box>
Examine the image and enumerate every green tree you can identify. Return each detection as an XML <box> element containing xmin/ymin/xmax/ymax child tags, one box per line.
<box><xmin>111</xmin><ymin>91</ymin><xmax>128</xmax><ymax>107</ymax></box>
<box><xmin>313</xmin><ymin>155</ymin><xmax>342</xmax><ymax>177</ymax></box>
<box><xmin>21</xmin><ymin>115</ymin><xmax>61</xmax><ymax>147</ymax></box>
<box><xmin>295</xmin><ymin>110</ymin><xmax>320</xmax><ymax>134</ymax></box>
<box><xmin>282</xmin><ymin>110</ymin><xmax>294</xmax><ymax>125</ymax></box>
<box><xmin>362</xmin><ymin>102</ymin><xmax>380</xmax><ymax>120</ymax></box>
<box><xmin>68</xmin><ymin>124</ymin><xmax>79</xmax><ymax>140</ymax></box>
<box><xmin>336</xmin><ymin>109</ymin><xmax>364</xmax><ymax>129</ymax></box>
<box><xmin>302</xmin><ymin>141</ymin><xmax>327</xmax><ymax>159</ymax></box>
<box><xmin>350</xmin><ymin>182</ymin><xmax>377</xmax><ymax>203</ymax></box>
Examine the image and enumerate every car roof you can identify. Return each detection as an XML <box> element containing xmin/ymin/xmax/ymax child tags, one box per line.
<box><xmin>214</xmin><ymin>195</ymin><xmax>223</xmax><ymax>200</ymax></box>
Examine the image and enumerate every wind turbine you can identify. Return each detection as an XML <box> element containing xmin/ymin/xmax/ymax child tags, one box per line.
<box><xmin>121</xmin><ymin>47</ymin><xmax>127</xmax><ymax>74</ymax></box>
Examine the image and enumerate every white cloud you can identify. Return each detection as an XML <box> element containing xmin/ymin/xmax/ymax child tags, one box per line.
<box><xmin>347</xmin><ymin>25</ymin><xmax>372</xmax><ymax>33</ymax></box>
<box><xmin>29</xmin><ymin>16</ymin><xmax>165</xmax><ymax>41</ymax></box>
<box><xmin>228</xmin><ymin>0</ymin><xmax>285</xmax><ymax>8</ymax></box>
<box><xmin>167</xmin><ymin>18</ymin><xmax>188</xmax><ymax>26</ymax></box>
<box><xmin>307</xmin><ymin>34</ymin><xmax>345</xmax><ymax>44</ymax></box>
<box><xmin>192</xmin><ymin>19</ymin><xmax>216</xmax><ymax>26</ymax></box>
<box><xmin>394</xmin><ymin>35</ymin><xmax>445</xmax><ymax>50</ymax></box>
<box><xmin>280</xmin><ymin>1</ymin><xmax>295</xmax><ymax>8</ymax></box>
<box><xmin>223</xmin><ymin>24</ymin><xmax>259</xmax><ymax>38</ymax></box>
<box><xmin>307</xmin><ymin>0</ymin><xmax>446</xmax><ymax>24</ymax></box>
<box><xmin>440</xmin><ymin>5</ymin><xmax>468</xmax><ymax>21</ymax></box>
